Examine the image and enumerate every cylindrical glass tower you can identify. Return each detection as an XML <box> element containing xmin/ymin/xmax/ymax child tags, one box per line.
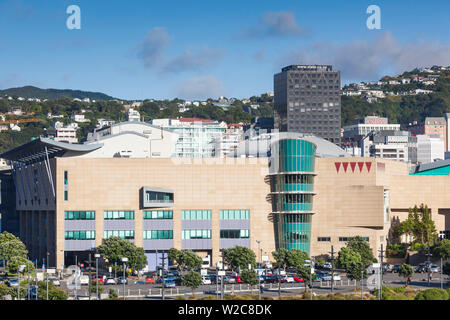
<box><xmin>269</xmin><ymin>139</ymin><xmax>316</xmax><ymax>255</ymax></box>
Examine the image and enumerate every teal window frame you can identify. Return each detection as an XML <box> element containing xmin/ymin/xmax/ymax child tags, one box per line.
<box><xmin>143</xmin><ymin>230</ymin><xmax>173</xmax><ymax>240</ymax></box>
<box><xmin>64</xmin><ymin>211</ymin><xmax>96</xmax><ymax>220</ymax></box>
<box><xmin>181</xmin><ymin>229</ymin><xmax>211</xmax><ymax>239</ymax></box>
<box><xmin>104</xmin><ymin>211</ymin><xmax>135</xmax><ymax>220</ymax></box>
<box><xmin>143</xmin><ymin>210</ymin><xmax>173</xmax><ymax>220</ymax></box>
<box><xmin>220</xmin><ymin>229</ymin><xmax>250</xmax><ymax>239</ymax></box>
<box><xmin>103</xmin><ymin>230</ymin><xmax>135</xmax><ymax>240</ymax></box>
<box><xmin>65</xmin><ymin>230</ymin><xmax>95</xmax><ymax>240</ymax></box>
<box><xmin>181</xmin><ymin>210</ymin><xmax>212</xmax><ymax>220</ymax></box>
<box><xmin>219</xmin><ymin>210</ymin><xmax>250</xmax><ymax>220</ymax></box>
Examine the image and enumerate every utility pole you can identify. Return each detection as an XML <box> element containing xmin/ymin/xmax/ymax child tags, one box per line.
<box><xmin>277</xmin><ymin>246</ymin><xmax>281</xmax><ymax>299</ymax></box>
<box><xmin>310</xmin><ymin>258</ymin><xmax>314</xmax><ymax>300</ymax></box>
<box><xmin>256</xmin><ymin>240</ymin><xmax>261</xmax><ymax>300</ymax></box>
<box><xmin>220</xmin><ymin>249</ymin><xmax>224</xmax><ymax>300</ymax></box>
<box><xmin>427</xmin><ymin>240</ymin><xmax>431</xmax><ymax>287</ymax></box>
<box><xmin>378</xmin><ymin>244</ymin><xmax>384</xmax><ymax>300</ymax></box>
<box><xmin>95</xmin><ymin>254</ymin><xmax>100</xmax><ymax>299</ymax></box>
<box><xmin>88</xmin><ymin>254</ymin><xmax>91</xmax><ymax>300</ymax></box>
<box><xmin>161</xmin><ymin>251</ymin><xmax>165</xmax><ymax>300</ymax></box>
<box><xmin>329</xmin><ymin>246</ymin><xmax>335</xmax><ymax>296</ymax></box>
<box><xmin>361</xmin><ymin>263</ymin><xmax>363</xmax><ymax>300</ymax></box>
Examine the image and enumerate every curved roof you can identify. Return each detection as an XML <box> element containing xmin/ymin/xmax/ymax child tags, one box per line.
<box><xmin>233</xmin><ymin>132</ymin><xmax>350</xmax><ymax>158</ymax></box>
<box><xmin>0</xmin><ymin>137</ymin><xmax>103</xmax><ymax>164</ymax></box>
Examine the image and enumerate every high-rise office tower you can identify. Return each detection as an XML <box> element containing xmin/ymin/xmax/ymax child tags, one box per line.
<box><xmin>274</xmin><ymin>65</ymin><xmax>341</xmax><ymax>145</ymax></box>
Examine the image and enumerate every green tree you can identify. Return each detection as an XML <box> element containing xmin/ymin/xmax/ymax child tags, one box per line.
<box><xmin>37</xmin><ymin>281</ymin><xmax>68</xmax><ymax>300</ymax></box>
<box><xmin>168</xmin><ymin>248</ymin><xmax>182</xmax><ymax>269</ymax></box>
<box><xmin>89</xmin><ymin>281</ymin><xmax>105</xmax><ymax>295</ymax></box>
<box><xmin>398</xmin><ymin>264</ymin><xmax>414</xmax><ymax>286</ymax></box>
<box><xmin>0</xmin><ymin>232</ymin><xmax>28</xmax><ymax>267</ymax></box>
<box><xmin>346</xmin><ymin>262</ymin><xmax>368</xmax><ymax>291</ymax></box>
<box><xmin>271</xmin><ymin>248</ymin><xmax>289</xmax><ymax>269</ymax></box>
<box><xmin>224</xmin><ymin>246</ymin><xmax>256</xmax><ymax>271</ymax></box>
<box><xmin>179</xmin><ymin>250</ymin><xmax>202</xmax><ymax>271</ymax></box>
<box><xmin>431</xmin><ymin>239</ymin><xmax>450</xmax><ymax>260</ymax></box>
<box><xmin>443</xmin><ymin>262</ymin><xmax>450</xmax><ymax>276</ymax></box>
<box><xmin>240</xmin><ymin>269</ymin><xmax>258</xmax><ymax>286</ymax></box>
<box><xmin>337</xmin><ymin>247</ymin><xmax>362</xmax><ymax>269</ymax></box>
<box><xmin>415</xmin><ymin>288</ymin><xmax>449</xmax><ymax>300</ymax></box>
<box><xmin>346</xmin><ymin>236</ymin><xmax>377</xmax><ymax>267</ymax></box>
<box><xmin>7</xmin><ymin>256</ymin><xmax>35</xmax><ymax>274</ymax></box>
<box><xmin>285</xmin><ymin>249</ymin><xmax>309</xmax><ymax>269</ymax></box>
<box><xmin>395</xmin><ymin>205</ymin><xmax>438</xmax><ymax>245</ymax></box>
<box><xmin>182</xmin><ymin>271</ymin><xmax>202</xmax><ymax>296</ymax></box>
<box><xmin>97</xmin><ymin>237</ymin><xmax>147</xmax><ymax>271</ymax></box>
<box><xmin>108</xmin><ymin>288</ymin><xmax>118</xmax><ymax>299</ymax></box>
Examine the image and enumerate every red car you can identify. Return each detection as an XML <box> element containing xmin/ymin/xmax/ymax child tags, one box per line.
<box><xmin>91</xmin><ymin>275</ymin><xmax>104</xmax><ymax>283</ymax></box>
<box><xmin>293</xmin><ymin>275</ymin><xmax>304</xmax><ymax>283</ymax></box>
<box><xmin>145</xmin><ymin>277</ymin><xmax>155</xmax><ymax>284</ymax></box>
<box><xmin>234</xmin><ymin>276</ymin><xmax>242</xmax><ymax>283</ymax></box>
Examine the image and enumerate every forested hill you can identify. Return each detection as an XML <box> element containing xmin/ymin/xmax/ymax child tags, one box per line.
<box><xmin>0</xmin><ymin>86</ymin><xmax>115</xmax><ymax>101</ymax></box>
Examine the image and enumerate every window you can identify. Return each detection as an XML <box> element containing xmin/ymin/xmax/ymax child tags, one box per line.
<box><xmin>339</xmin><ymin>237</ymin><xmax>349</xmax><ymax>242</ymax></box>
<box><xmin>219</xmin><ymin>210</ymin><xmax>250</xmax><ymax>220</ymax></box>
<box><xmin>181</xmin><ymin>210</ymin><xmax>211</xmax><ymax>220</ymax></box>
<box><xmin>317</xmin><ymin>237</ymin><xmax>331</xmax><ymax>242</ymax></box>
<box><xmin>181</xmin><ymin>229</ymin><xmax>211</xmax><ymax>240</ymax></box>
<box><xmin>103</xmin><ymin>230</ymin><xmax>135</xmax><ymax>240</ymax></box>
<box><xmin>143</xmin><ymin>230</ymin><xmax>173</xmax><ymax>240</ymax></box>
<box><xmin>104</xmin><ymin>211</ymin><xmax>134</xmax><ymax>220</ymax></box>
<box><xmin>65</xmin><ymin>230</ymin><xmax>95</xmax><ymax>240</ymax></box>
<box><xmin>65</xmin><ymin>211</ymin><xmax>96</xmax><ymax>220</ymax></box>
<box><xmin>220</xmin><ymin>229</ymin><xmax>250</xmax><ymax>239</ymax></box>
<box><xmin>64</xmin><ymin>171</ymin><xmax>68</xmax><ymax>201</ymax></box>
<box><xmin>143</xmin><ymin>210</ymin><xmax>173</xmax><ymax>219</ymax></box>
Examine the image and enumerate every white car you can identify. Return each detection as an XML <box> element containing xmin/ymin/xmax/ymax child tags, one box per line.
<box><xmin>49</xmin><ymin>278</ymin><xmax>60</xmax><ymax>286</ymax></box>
<box><xmin>79</xmin><ymin>275</ymin><xmax>90</xmax><ymax>285</ymax></box>
<box><xmin>284</xmin><ymin>275</ymin><xmax>295</xmax><ymax>283</ymax></box>
<box><xmin>105</xmin><ymin>278</ymin><xmax>116</xmax><ymax>285</ymax></box>
<box><xmin>322</xmin><ymin>273</ymin><xmax>341</xmax><ymax>281</ymax></box>
<box><xmin>202</xmin><ymin>276</ymin><xmax>211</xmax><ymax>285</ymax></box>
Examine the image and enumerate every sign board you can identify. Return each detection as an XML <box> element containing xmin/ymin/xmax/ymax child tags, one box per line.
<box><xmin>47</xmin><ymin>269</ymin><xmax>56</xmax><ymax>274</ymax></box>
<box><xmin>372</xmin><ymin>263</ymin><xmax>381</xmax><ymax>268</ymax></box>
<box><xmin>201</xmin><ymin>269</ymin><xmax>208</xmax><ymax>276</ymax></box>
<box><xmin>36</xmin><ymin>272</ymin><xmax>44</xmax><ymax>281</ymax></box>
<box><xmin>218</xmin><ymin>270</ymin><xmax>226</xmax><ymax>276</ymax></box>
<box><xmin>280</xmin><ymin>270</ymin><xmax>286</xmax><ymax>275</ymax></box>
<box><xmin>217</xmin><ymin>262</ymin><xmax>223</xmax><ymax>269</ymax></box>
<box><xmin>248</xmin><ymin>264</ymin><xmax>252</xmax><ymax>270</ymax></box>
<box><xmin>262</xmin><ymin>256</ymin><xmax>269</xmax><ymax>262</ymax></box>
<box><xmin>109</xmin><ymin>267</ymin><xmax>112</xmax><ymax>273</ymax></box>
<box><xmin>311</xmin><ymin>268</ymin><xmax>315</xmax><ymax>274</ymax></box>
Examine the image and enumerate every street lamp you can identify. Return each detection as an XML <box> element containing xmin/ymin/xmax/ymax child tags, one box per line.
<box><xmin>18</xmin><ymin>265</ymin><xmax>26</xmax><ymax>300</ymax></box>
<box><xmin>256</xmin><ymin>240</ymin><xmax>261</xmax><ymax>300</ymax></box>
<box><xmin>46</xmin><ymin>252</ymin><xmax>50</xmax><ymax>300</ymax></box>
<box><xmin>95</xmin><ymin>254</ymin><xmax>100</xmax><ymax>299</ymax></box>
<box><xmin>121</xmin><ymin>257</ymin><xmax>128</xmax><ymax>300</ymax></box>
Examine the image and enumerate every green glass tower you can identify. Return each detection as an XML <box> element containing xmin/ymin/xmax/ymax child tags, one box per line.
<box><xmin>270</xmin><ymin>139</ymin><xmax>316</xmax><ymax>254</ymax></box>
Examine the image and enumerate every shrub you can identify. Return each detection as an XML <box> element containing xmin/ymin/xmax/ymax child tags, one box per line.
<box><xmin>386</xmin><ymin>243</ymin><xmax>408</xmax><ymax>258</ymax></box>
<box><xmin>415</xmin><ymin>289</ymin><xmax>449</xmax><ymax>300</ymax></box>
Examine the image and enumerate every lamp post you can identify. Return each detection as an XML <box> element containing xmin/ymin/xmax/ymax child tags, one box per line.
<box><xmin>46</xmin><ymin>252</ymin><xmax>50</xmax><ymax>301</ymax></box>
<box><xmin>121</xmin><ymin>257</ymin><xmax>128</xmax><ymax>300</ymax></box>
<box><xmin>256</xmin><ymin>240</ymin><xmax>261</xmax><ymax>300</ymax></box>
<box><xmin>95</xmin><ymin>254</ymin><xmax>100</xmax><ymax>299</ymax></box>
<box><xmin>88</xmin><ymin>254</ymin><xmax>92</xmax><ymax>300</ymax></box>
<box><xmin>18</xmin><ymin>265</ymin><xmax>26</xmax><ymax>300</ymax></box>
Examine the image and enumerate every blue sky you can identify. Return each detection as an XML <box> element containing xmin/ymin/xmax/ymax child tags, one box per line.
<box><xmin>0</xmin><ymin>0</ymin><xmax>449</xmax><ymax>100</ymax></box>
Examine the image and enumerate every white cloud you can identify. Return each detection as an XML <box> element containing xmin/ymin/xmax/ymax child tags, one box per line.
<box><xmin>164</xmin><ymin>47</ymin><xmax>225</xmax><ymax>73</ymax></box>
<box><xmin>278</xmin><ymin>31</ymin><xmax>450</xmax><ymax>81</ymax></box>
<box><xmin>136</xmin><ymin>27</ymin><xmax>171</xmax><ymax>69</ymax></box>
<box><xmin>175</xmin><ymin>75</ymin><xmax>225</xmax><ymax>100</ymax></box>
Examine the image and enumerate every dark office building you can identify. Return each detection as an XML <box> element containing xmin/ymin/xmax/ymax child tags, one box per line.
<box><xmin>274</xmin><ymin>65</ymin><xmax>341</xmax><ymax>145</ymax></box>
<box><xmin>0</xmin><ymin>170</ymin><xmax>19</xmax><ymax>236</ymax></box>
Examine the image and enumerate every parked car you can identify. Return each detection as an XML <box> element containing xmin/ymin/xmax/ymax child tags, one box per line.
<box><xmin>117</xmin><ymin>277</ymin><xmax>128</xmax><ymax>285</ymax></box>
<box><xmin>145</xmin><ymin>276</ymin><xmax>155</xmax><ymax>284</ymax></box>
<box><xmin>382</xmin><ymin>263</ymin><xmax>391</xmax><ymax>273</ymax></box>
<box><xmin>233</xmin><ymin>276</ymin><xmax>242</xmax><ymax>283</ymax></box>
<box><xmin>283</xmin><ymin>275</ymin><xmax>295</xmax><ymax>283</ymax></box>
<box><xmin>321</xmin><ymin>273</ymin><xmax>341</xmax><ymax>281</ymax></box>
<box><xmin>224</xmin><ymin>276</ymin><xmax>236</xmax><ymax>284</ymax></box>
<box><xmin>202</xmin><ymin>276</ymin><xmax>212</xmax><ymax>285</ymax></box>
<box><xmin>49</xmin><ymin>278</ymin><xmax>60</xmax><ymax>286</ymax></box>
<box><xmin>429</xmin><ymin>265</ymin><xmax>440</xmax><ymax>273</ymax></box>
<box><xmin>323</xmin><ymin>262</ymin><xmax>332</xmax><ymax>270</ymax></box>
<box><xmin>7</xmin><ymin>279</ymin><xmax>18</xmax><ymax>287</ymax></box>
<box><xmin>79</xmin><ymin>275</ymin><xmax>90</xmax><ymax>285</ymax></box>
<box><xmin>415</xmin><ymin>264</ymin><xmax>427</xmax><ymax>273</ymax></box>
<box><xmin>91</xmin><ymin>275</ymin><xmax>104</xmax><ymax>283</ymax></box>
<box><xmin>391</xmin><ymin>264</ymin><xmax>401</xmax><ymax>273</ymax></box>
<box><xmin>293</xmin><ymin>275</ymin><xmax>304</xmax><ymax>282</ymax></box>
<box><xmin>163</xmin><ymin>280</ymin><xmax>176</xmax><ymax>288</ymax></box>
<box><xmin>104</xmin><ymin>278</ymin><xmax>116</xmax><ymax>285</ymax></box>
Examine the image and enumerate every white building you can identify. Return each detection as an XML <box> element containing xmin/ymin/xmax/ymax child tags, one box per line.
<box><xmin>416</xmin><ymin>135</ymin><xmax>445</xmax><ymax>164</ymax></box>
<box><xmin>71</xmin><ymin>114</ymin><xmax>90</xmax><ymax>123</ymax></box>
<box><xmin>84</xmin><ymin>121</ymin><xmax>179</xmax><ymax>158</ymax></box>
<box><xmin>150</xmin><ymin>118</ymin><xmax>227</xmax><ymax>158</ymax></box>
<box><xmin>9</xmin><ymin>123</ymin><xmax>21</xmax><ymax>132</ymax></box>
<box><xmin>127</xmin><ymin>108</ymin><xmax>141</xmax><ymax>122</ymax></box>
<box><xmin>97</xmin><ymin>119</ymin><xmax>115</xmax><ymax>128</ymax></box>
<box><xmin>214</xmin><ymin>124</ymin><xmax>243</xmax><ymax>158</ymax></box>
